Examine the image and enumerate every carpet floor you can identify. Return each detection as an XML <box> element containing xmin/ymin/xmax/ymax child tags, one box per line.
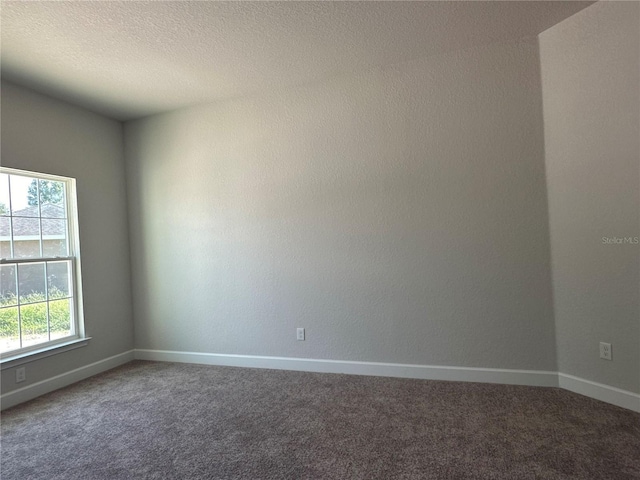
<box><xmin>1</xmin><ymin>360</ymin><xmax>639</xmax><ymax>479</ymax></box>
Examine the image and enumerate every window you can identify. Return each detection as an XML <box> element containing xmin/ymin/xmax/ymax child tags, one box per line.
<box><xmin>0</xmin><ymin>168</ymin><xmax>84</xmax><ymax>359</ymax></box>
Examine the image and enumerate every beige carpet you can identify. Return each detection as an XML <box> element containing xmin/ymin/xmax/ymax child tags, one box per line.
<box><xmin>1</xmin><ymin>360</ymin><xmax>639</xmax><ymax>479</ymax></box>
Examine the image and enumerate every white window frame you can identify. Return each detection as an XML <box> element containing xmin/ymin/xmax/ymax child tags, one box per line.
<box><xmin>0</xmin><ymin>167</ymin><xmax>86</xmax><ymax>365</ymax></box>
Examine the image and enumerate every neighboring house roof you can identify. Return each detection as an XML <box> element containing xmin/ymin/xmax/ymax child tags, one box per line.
<box><xmin>0</xmin><ymin>204</ymin><xmax>66</xmax><ymax>238</ymax></box>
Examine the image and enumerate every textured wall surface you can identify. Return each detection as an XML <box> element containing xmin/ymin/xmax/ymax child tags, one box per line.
<box><xmin>540</xmin><ymin>2</ymin><xmax>640</xmax><ymax>393</ymax></box>
<box><xmin>125</xmin><ymin>38</ymin><xmax>557</xmax><ymax>371</ymax></box>
<box><xmin>0</xmin><ymin>81</ymin><xmax>134</xmax><ymax>395</ymax></box>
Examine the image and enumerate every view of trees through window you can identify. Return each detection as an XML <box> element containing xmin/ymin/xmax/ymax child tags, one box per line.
<box><xmin>0</xmin><ymin>171</ymin><xmax>76</xmax><ymax>354</ymax></box>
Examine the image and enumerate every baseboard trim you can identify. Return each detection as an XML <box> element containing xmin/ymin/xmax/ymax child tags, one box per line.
<box><xmin>4</xmin><ymin>349</ymin><xmax>636</xmax><ymax>413</ymax></box>
<box><xmin>0</xmin><ymin>350</ymin><xmax>135</xmax><ymax>411</ymax></box>
<box><xmin>134</xmin><ymin>349</ymin><xmax>558</xmax><ymax>387</ymax></box>
<box><xmin>558</xmin><ymin>373</ymin><xmax>640</xmax><ymax>413</ymax></box>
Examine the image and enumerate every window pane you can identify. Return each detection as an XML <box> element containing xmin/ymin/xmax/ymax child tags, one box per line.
<box><xmin>18</xmin><ymin>263</ymin><xmax>46</xmax><ymax>303</ymax></box>
<box><xmin>49</xmin><ymin>298</ymin><xmax>72</xmax><ymax>339</ymax></box>
<box><xmin>39</xmin><ymin>180</ymin><xmax>66</xmax><ymax>218</ymax></box>
<box><xmin>0</xmin><ymin>265</ymin><xmax>18</xmax><ymax>306</ymax></box>
<box><xmin>0</xmin><ymin>306</ymin><xmax>19</xmax><ymax>353</ymax></box>
<box><xmin>10</xmin><ymin>175</ymin><xmax>39</xmax><ymax>217</ymax></box>
<box><xmin>20</xmin><ymin>302</ymin><xmax>48</xmax><ymax>347</ymax></box>
<box><xmin>47</xmin><ymin>261</ymin><xmax>71</xmax><ymax>299</ymax></box>
<box><xmin>13</xmin><ymin>217</ymin><xmax>41</xmax><ymax>258</ymax></box>
<box><xmin>0</xmin><ymin>174</ymin><xmax>9</xmax><ymax>216</ymax></box>
<box><xmin>0</xmin><ymin>219</ymin><xmax>11</xmax><ymax>258</ymax></box>
<box><xmin>42</xmin><ymin>219</ymin><xmax>68</xmax><ymax>257</ymax></box>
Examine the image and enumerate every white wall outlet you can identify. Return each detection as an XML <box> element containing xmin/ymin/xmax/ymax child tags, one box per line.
<box><xmin>599</xmin><ymin>342</ymin><xmax>612</xmax><ymax>360</ymax></box>
<box><xmin>296</xmin><ymin>328</ymin><xmax>305</xmax><ymax>341</ymax></box>
<box><xmin>16</xmin><ymin>366</ymin><xmax>26</xmax><ymax>383</ymax></box>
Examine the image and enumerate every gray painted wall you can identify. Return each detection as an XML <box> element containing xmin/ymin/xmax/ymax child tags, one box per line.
<box><xmin>5</xmin><ymin>3</ymin><xmax>632</xmax><ymax>400</ymax></box>
<box><xmin>540</xmin><ymin>2</ymin><xmax>640</xmax><ymax>393</ymax></box>
<box><xmin>0</xmin><ymin>81</ymin><xmax>134</xmax><ymax>395</ymax></box>
<box><xmin>125</xmin><ymin>38</ymin><xmax>557</xmax><ymax>371</ymax></box>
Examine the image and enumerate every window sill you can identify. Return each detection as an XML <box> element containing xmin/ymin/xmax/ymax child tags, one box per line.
<box><xmin>0</xmin><ymin>337</ymin><xmax>92</xmax><ymax>370</ymax></box>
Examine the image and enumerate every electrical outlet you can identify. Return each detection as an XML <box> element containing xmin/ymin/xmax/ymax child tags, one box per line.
<box><xmin>599</xmin><ymin>342</ymin><xmax>612</xmax><ymax>361</ymax></box>
<box><xmin>296</xmin><ymin>328</ymin><xmax>305</xmax><ymax>341</ymax></box>
<box><xmin>16</xmin><ymin>367</ymin><xmax>26</xmax><ymax>383</ymax></box>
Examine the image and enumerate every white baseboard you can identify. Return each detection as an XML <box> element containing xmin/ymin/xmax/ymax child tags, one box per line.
<box><xmin>558</xmin><ymin>373</ymin><xmax>640</xmax><ymax>413</ymax></box>
<box><xmin>136</xmin><ymin>350</ymin><xmax>640</xmax><ymax>412</ymax></box>
<box><xmin>4</xmin><ymin>349</ymin><xmax>637</xmax><ymax>413</ymax></box>
<box><xmin>0</xmin><ymin>350</ymin><xmax>134</xmax><ymax>410</ymax></box>
<box><xmin>134</xmin><ymin>349</ymin><xmax>559</xmax><ymax>387</ymax></box>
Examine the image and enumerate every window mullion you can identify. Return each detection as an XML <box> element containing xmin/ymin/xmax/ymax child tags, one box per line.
<box><xmin>1</xmin><ymin>256</ymin><xmax>74</xmax><ymax>265</ymax></box>
<box><xmin>8</xmin><ymin>176</ymin><xmax>15</xmax><ymax>259</ymax></box>
<box><xmin>45</xmin><ymin>261</ymin><xmax>51</xmax><ymax>342</ymax></box>
<box><xmin>37</xmin><ymin>180</ymin><xmax>43</xmax><ymax>257</ymax></box>
<box><xmin>66</xmin><ymin>182</ymin><xmax>73</xmax><ymax>258</ymax></box>
<box><xmin>16</xmin><ymin>265</ymin><xmax>22</xmax><ymax>349</ymax></box>
<box><xmin>70</xmin><ymin>258</ymin><xmax>76</xmax><ymax>336</ymax></box>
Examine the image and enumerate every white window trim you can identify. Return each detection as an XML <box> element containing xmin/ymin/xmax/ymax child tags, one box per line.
<box><xmin>0</xmin><ymin>337</ymin><xmax>91</xmax><ymax>370</ymax></box>
<box><xmin>0</xmin><ymin>167</ymin><xmax>86</xmax><ymax>363</ymax></box>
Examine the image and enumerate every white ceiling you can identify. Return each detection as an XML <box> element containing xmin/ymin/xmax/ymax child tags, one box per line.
<box><xmin>1</xmin><ymin>1</ymin><xmax>594</xmax><ymax>121</ymax></box>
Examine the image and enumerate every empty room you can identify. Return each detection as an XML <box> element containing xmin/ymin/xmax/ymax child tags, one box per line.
<box><xmin>1</xmin><ymin>1</ymin><xmax>638</xmax><ymax>478</ymax></box>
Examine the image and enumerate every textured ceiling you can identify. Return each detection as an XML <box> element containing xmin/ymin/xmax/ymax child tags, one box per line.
<box><xmin>1</xmin><ymin>1</ymin><xmax>594</xmax><ymax>121</ymax></box>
